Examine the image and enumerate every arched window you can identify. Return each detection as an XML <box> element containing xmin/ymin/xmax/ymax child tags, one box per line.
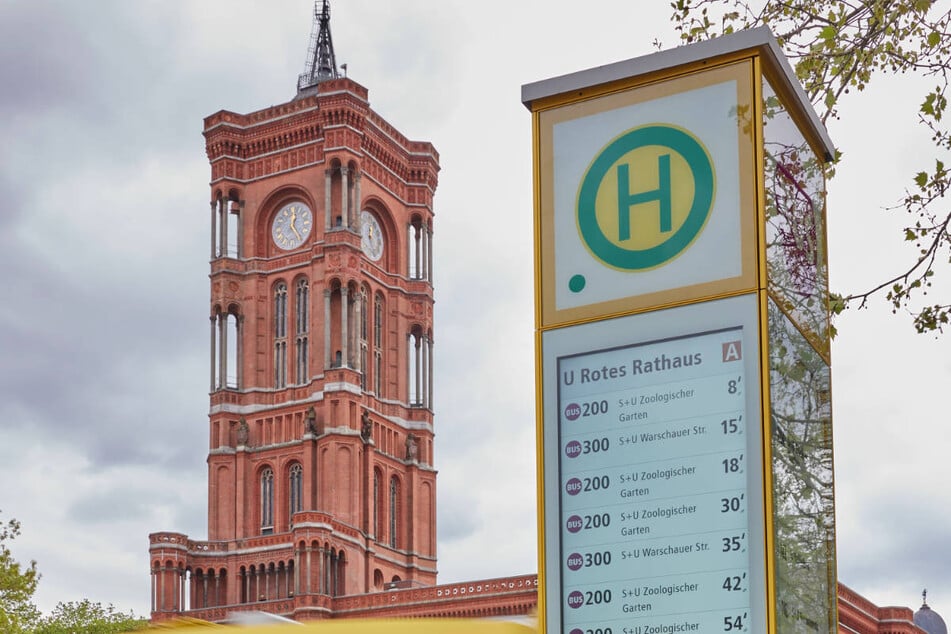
<box><xmin>260</xmin><ymin>468</ymin><xmax>274</xmax><ymax>534</ymax></box>
<box><xmin>274</xmin><ymin>283</ymin><xmax>287</xmax><ymax>388</ymax></box>
<box><xmin>295</xmin><ymin>279</ymin><xmax>309</xmax><ymax>385</ymax></box>
<box><xmin>289</xmin><ymin>463</ymin><xmax>303</xmax><ymax>519</ymax></box>
<box><xmin>389</xmin><ymin>475</ymin><xmax>401</xmax><ymax>549</ymax></box>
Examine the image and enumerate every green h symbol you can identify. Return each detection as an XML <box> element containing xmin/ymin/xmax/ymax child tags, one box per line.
<box><xmin>616</xmin><ymin>154</ymin><xmax>672</xmax><ymax>241</ymax></box>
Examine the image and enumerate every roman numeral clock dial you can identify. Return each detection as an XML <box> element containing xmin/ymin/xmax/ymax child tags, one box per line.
<box><xmin>271</xmin><ymin>202</ymin><xmax>313</xmax><ymax>250</ymax></box>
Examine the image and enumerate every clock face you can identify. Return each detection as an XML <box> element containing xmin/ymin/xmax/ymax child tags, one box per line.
<box><xmin>271</xmin><ymin>202</ymin><xmax>313</xmax><ymax>250</ymax></box>
<box><xmin>361</xmin><ymin>210</ymin><xmax>384</xmax><ymax>261</ymax></box>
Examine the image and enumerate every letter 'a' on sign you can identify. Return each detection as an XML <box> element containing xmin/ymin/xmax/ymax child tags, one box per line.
<box><xmin>723</xmin><ymin>341</ymin><xmax>742</xmax><ymax>362</ymax></box>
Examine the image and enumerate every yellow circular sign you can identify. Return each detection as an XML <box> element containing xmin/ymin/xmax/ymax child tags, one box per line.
<box><xmin>576</xmin><ymin>124</ymin><xmax>716</xmax><ymax>272</ymax></box>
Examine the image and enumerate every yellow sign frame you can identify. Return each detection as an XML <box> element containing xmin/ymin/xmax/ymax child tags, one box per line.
<box><xmin>525</xmin><ymin>26</ymin><xmax>838</xmax><ymax>634</ymax></box>
<box><xmin>534</xmin><ymin>57</ymin><xmax>759</xmax><ymax>329</ymax></box>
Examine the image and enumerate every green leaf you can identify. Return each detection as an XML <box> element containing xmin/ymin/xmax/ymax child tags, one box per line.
<box><xmin>829</xmin><ymin>293</ymin><xmax>847</xmax><ymax>315</ymax></box>
<box><xmin>824</xmin><ymin>90</ymin><xmax>836</xmax><ymax>109</ymax></box>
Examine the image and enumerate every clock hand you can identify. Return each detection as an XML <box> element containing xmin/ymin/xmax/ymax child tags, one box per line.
<box><xmin>290</xmin><ymin>209</ymin><xmax>302</xmax><ymax>242</ymax></box>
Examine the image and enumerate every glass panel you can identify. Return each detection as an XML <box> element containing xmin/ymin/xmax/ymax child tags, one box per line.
<box><xmin>768</xmin><ymin>298</ymin><xmax>836</xmax><ymax>633</ymax></box>
<box><xmin>763</xmin><ymin>80</ymin><xmax>829</xmax><ymax>358</ymax></box>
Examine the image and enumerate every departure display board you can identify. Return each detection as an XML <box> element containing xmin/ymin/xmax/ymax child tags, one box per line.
<box><xmin>540</xmin><ymin>296</ymin><xmax>766</xmax><ymax>634</ymax></box>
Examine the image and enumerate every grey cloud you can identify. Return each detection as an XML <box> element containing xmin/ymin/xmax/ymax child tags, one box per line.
<box><xmin>437</xmin><ymin>495</ymin><xmax>481</xmax><ymax>542</ymax></box>
<box><xmin>0</xmin><ymin>3</ymin><xmax>92</xmax><ymax>114</ymax></box>
<box><xmin>67</xmin><ymin>474</ymin><xmax>206</xmax><ymax>530</ymax></box>
<box><xmin>68</xmin><ymin>489</ymin><xmax>153</xmax><ymax>524</ymax></box>
<box><xmin>0</xmin><ymin>241</ymin><xmax>207</xmax><ymax>470</ymax></box>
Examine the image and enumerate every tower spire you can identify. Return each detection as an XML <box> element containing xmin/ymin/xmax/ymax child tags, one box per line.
<box><xmin>297</xmin><ymin>0</ymin><xmax>339</xmax><ymax>94</ymax></box>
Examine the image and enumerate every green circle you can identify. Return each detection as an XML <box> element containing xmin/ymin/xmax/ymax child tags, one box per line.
<box><xmin>577</xmin><ymin>125</ymin><xmax>715</xmax><ymax>270</ymax></box>
<box><xmin>568</xmin><ymin>274</ymin><xmax>586</xmax><ymax>293</ymax></box>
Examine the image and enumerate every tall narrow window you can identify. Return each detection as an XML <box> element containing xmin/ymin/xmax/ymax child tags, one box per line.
<box><xmin>408</xmin><ymin>219</ymin><xmax>422</xmax><ymax>279</ymax></box>
<box><xmin>373</xmin><ymin>294</ymin><xmax>383</xmax><ymax>395</ymax></box>
<box><xmin>407</xmin><ymin>218</ymin><xmax>430</xmax><ymax>280</ymax></box>
<box><xmin>408</xmin><ymin>332</ymin><xmax>418</xmax><ymax>406</ymax></box>
<box><xmin>296</xmin><ymin>280</ymin><xmax>309</xmax><ymax>334</ymax></box>
<box><xmin>374</xmin><ymin>296</ymin><xmax>383</xmax><ymax>347</ymax></box>
<box><xmin>296</xmin><ymin>338</ymin><xmax>308</xmax><ymax>385</ymax></box>
<box><xmin>360</xmin><ymin>344</ymin><xmax>368</xmax><ymax>390</ymax></box>
<box><xmin>389</xmin><ymin>476</ymin><xmax>400</xmax><ymax>549</ymax></box>
<box><xmin>373</xmin><ymin>469</ymin><xmax>382</xmax><ymax>539</ymax></box>
<box><xmin>289</xmin><ymin>463</ymin><xmax>303</xmax><ymax>519</ymax></box>
<box><xmin>359</xmin><ymin>290</ymin><xmax>368</xmax><ymax>390</ymax></box>
<box><xmin>407</xmin><ymin>328</ymin><xmax>432</xmax><ymax>409</ymax></box>
<box><xmin>274</xmin><ymin>283</ymin><xmax>287</xmax><ymax>388</ymax></box>
<box><xmin>226</xmin><ymin>196</ymin><xmax>240</xmax><ymax>258</ymax></box>
<box><xmin>360</xmin><ymin>292</ymin><xmax>368</xmax><ymax>341</ymax></box>
<box><xmin>374</xmin><ymin>351</ymin><xmax>382</xmax><ymax>395</ymax></box>
<box><xmin>225</xmin><ymin>313</ymin><xmax>239</xmax><ymax>389</ymax></box>
<box><xmin>261</xmin><ymin>468</ymin><xmax>274</xmax><ymax>534</ymax></box>
<box><xmin>213</xmin><ymin>193</ymin><xmax>242</xmax><ymax>259</ymax></box>
<box><xmin>408</xmin><ymin>329</ymin><xmax>429</xmax><ymax>407</ymax></box>
<box><xmin>336</xmin><ymin>552</ymin><xmax>346</xmax><ymax>597</ymax></box>
<box><xmin>213</xmin><ymin>194</ymin><xmax>222</xmax><ymax>258</ymax></box>
<box><xmin>213</xmin><ymin>308</ymin><xmax>241</xmax><ymax>391</ymax></box>
<box><xmin>295</xmin><ymin>279</ymin><xmax>309</xmax><ymax>385</ymax></box>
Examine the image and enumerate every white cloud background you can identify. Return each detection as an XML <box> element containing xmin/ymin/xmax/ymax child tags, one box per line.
<box><xmin>1</xmin><ymin>0</ymin><xmax>949</xmax><ymax>621</ymax></box>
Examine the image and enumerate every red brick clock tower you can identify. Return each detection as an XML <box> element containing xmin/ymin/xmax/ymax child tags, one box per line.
<box><xmin>148</xmin><ymin>1</ymin><xmax>439</xmax><ymax>621</ymax></box>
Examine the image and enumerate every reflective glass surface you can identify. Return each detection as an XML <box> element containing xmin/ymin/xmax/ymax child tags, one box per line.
<box><xmin>763</xmin><ymin>80</ymin><xmax>829</xmax><ymax>358</ymax></box>
<box><xmin>768</xmin><ymin>298</ymin><xmax>836</xmax><ymax>633</ymax></box>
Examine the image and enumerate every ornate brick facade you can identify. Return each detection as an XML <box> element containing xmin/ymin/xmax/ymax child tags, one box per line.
<box><xmin>837</xmin><ymin>584</ymin><xmax>930</xmax><ymax>634</ymax></box>
<box><xmin>149</xmin><ymin>74</ymin><xmax>440</xmax><ymax>622</ymax></box>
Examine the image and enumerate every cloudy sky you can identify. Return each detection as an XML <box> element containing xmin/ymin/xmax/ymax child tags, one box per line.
<box><xmin>1</xmin><ymin>0</ymin><xmax>949</xmax><ymax>622</ymax></box>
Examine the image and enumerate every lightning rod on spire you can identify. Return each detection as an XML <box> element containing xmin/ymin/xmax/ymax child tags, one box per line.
<box><xmin>297</xmin><ymin>0</ymin><xmax>340</xmax><ymax>94</ymax></box>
